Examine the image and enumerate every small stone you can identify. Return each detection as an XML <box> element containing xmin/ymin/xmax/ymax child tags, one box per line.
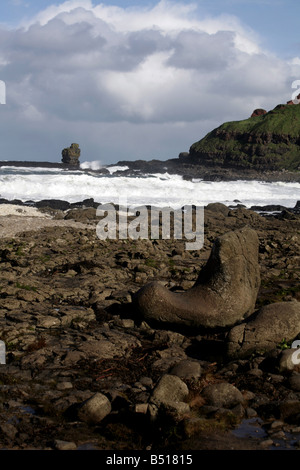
<box><xmin>56</xmin><ymin>381</ymin><xmax>73</xmax><ymax>391</ymax></box>
<box><xmin>160</xmin><ymin>401</ymin><xmax>190</xmax><ymax>422</ymax></box>
<box><xmin>135</xmin><ymin>404</ymin><xmax>148</xmax><ymax>414</ymax></box>
<box><xmin>260</xmin><ymin>439</ymin><xmax>273</xmax><ymax>448</ymax></box>
<box><xmin>202</xmin><ymin>382</ymin><xmax>244</xmax><ymax>409</ymax></box>
<box><xmin>270</xmin><ymin>430</ymin><xmax>285</xmax><ymax>439</ymax></box>
<box><xmin>54</xmin><ymin>439</ymin><xmax>77</xmax><ymax>450</ymax></box>
<box><xmin>0</xmin><ymin>423</ymin><xmax>18</xmax><ymax>439</ymax></box>
<box><xmin>139</xmin><ymin>376</ymin><xmax>153</xmax><ymax>388</ymax></box>
<box><xmin>133</xmin><ymin>382</ymin><xmax>147</xmax><ymax>391</ymax></box>
<box><xmin>119</xmin><ymin>318</ymin><xmax>135</xmax><ymax>328</ymax></box>
<box><xmin>169</xmin><ymin>359</ymin><xmax>202</xmax><ymax>380</ymax></box>
<box><xmin>77</xmin><ymin>392</ymin><xmax>111</xmax><ymax>424</ymax></box>
<box><xmin>268</xmin><ymin>373</ymin><xmax>284</xmax><ymax>383</ymax></box>
<box><xmin>151</xmin><ymin>374</ymin><xmax>189</xmax><ymax>404</ymax></box>
<box><xmin>36</xmin><ymin>316</ymin><xmax>60</xmax><ymax>329</ymax></box>
<box><xmin>247</xmin><ymin>368</ymin><xmax>263</xmax><ymax>377</ymax></box>
<box><xmin>246</xmin><ymin>407</ymin><xmax>257</xmax><ymax>418</ymax></box>
<box><xmin>270</xmin><ymin>419</ymin><xmax>284</xmax><ymax>430</ymax></box>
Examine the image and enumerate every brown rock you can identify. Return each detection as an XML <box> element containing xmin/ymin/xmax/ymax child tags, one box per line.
<box><xmin>134</xmin><ymin>227</ymin><xmax>260</xmax><ymax>329</ymax></box>
<box><xmin>202</xmin><ymin>382</ymin><xmax>244</xmax><ymax>408</ymax></box>
<box><xmin>77</xmin><ymin>392</ymin><xmax>111</xmax><ymax>424</ymax></box>
<box><xmin>251</xmin><ymin>108</ymin><xmax>267</xmax><ymax>117</ymax></box>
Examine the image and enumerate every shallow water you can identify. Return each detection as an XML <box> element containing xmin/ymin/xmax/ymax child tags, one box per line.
<box><xmin>232</xmin><ymin>418</ymin><xmax>300</xmax><ymax>450</ymax></box>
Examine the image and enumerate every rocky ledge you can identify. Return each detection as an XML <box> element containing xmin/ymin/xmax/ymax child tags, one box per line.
<box><xmin>0</xmin><ymin>201</ymin><xmax>299</xmax><ymax>450</ymax></box>
<box><xmin>110</xmin><ymin>157</ymin><xmax>300</xmax><ymax>183</ymax></box>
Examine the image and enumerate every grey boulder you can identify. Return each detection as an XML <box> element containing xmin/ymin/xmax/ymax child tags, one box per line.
<box><xmin>227</xmin><ymin>301</ymin><xmax>300</xmax><ymax>359</ymax></box>
<box><xmin>134</xmin><ymin>226</ymin><xmax>260</xmax><ymax>329</ymax></box>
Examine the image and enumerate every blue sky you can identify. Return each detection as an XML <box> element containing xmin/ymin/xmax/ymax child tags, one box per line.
<box><xmin>0</xmin><ymin>0</ymin><xmax>299</xmax><ymax>164</ymax></box>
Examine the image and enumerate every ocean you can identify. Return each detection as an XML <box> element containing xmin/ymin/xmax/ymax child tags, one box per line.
<box><xmin>0</xmin><ymin>163</ymin><xmax>299</xmax><ymax>210</ymax></box>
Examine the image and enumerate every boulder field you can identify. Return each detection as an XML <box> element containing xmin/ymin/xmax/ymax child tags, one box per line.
<box><xmin>0</xmin><ymin>201</ymin><xmax>299</xmax><ymax>450</ymax></box>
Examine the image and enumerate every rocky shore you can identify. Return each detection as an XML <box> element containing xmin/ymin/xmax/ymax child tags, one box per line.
<box><xmin>109</xmin><ymin>159</ymin><xmax>300</xmax><ymax>182</ymax></box>
<box><xmin>0</xmin><ymin>199</ymin><xmax>299</xmax><ymax>451</ymax></box>
<box><xmin>1</xmin><ymin>157</ymin><xmax>300</xmax><ymax>183</ymax></box>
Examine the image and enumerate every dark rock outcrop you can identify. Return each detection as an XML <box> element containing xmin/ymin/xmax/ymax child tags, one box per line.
<box><xmin>61</xmin><ymin>143</ymin><xmax>81</xmax><ymax>167</ymax></box>
<box><xmin>134</xmin><ymin>226</ymin><xmax>260</xmax><ymax>329</ymax></box>
<box><xmin>251</xmin><ymin>108</ymin><xmax>267</xmax><ymax>118</ymax></box>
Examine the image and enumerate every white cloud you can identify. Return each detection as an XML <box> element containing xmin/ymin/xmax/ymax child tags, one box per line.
<box><xmin>0</xmin><ymin>0</ymin><xmax>297</xmax><ymax>163</ymax></box>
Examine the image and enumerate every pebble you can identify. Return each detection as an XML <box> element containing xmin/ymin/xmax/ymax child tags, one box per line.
<box><xmin>260</xmin><ymin>439</ymin><xmax>274</xmax><ymax>448</ymax></box>
<box><xmin>56</xmin><ymin>381</ymin><xmax>73</xmax><ymax>391</ymax></box>
<box><xmin>54</xmin><ymin>439</ymin><xmax>77</xmax><ymax>450</ymax></box>
<box><xmin>270</xmin><ymin>420</ymin><xmax>285</xmax><ymax>430</ymax></box>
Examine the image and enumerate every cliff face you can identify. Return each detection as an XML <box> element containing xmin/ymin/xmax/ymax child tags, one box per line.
<box><xmin>188</xmin><ymin>103</ymin><xmax>300</xmax><ymax>171</ymax></box>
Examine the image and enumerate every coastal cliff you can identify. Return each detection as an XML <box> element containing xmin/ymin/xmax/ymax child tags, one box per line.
<box><xmin>187</xmin><ymin>102</ymin><xmax>300</xmax><ymax>172</ymax></box>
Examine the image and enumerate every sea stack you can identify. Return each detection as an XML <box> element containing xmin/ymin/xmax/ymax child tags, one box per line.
<box><xmin>61</xmin><ymin>143</ymin><xmax>81</xmax><ymax>167</ymax></box>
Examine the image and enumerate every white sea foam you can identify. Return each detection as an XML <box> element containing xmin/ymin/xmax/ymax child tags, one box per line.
<box><xmin>0</xmin><ymin>167</ymin><xmax>299</xmax><ymax>209</ymax></box>
<box><xmin>106</xmin><ymin>165</ymin><xmax>130</xmax><ymax>174</ymax></box>
<box><xmin>80</xmin><ymin>160</ymin><xmax>103</xmax><ymax>171</ymax></box>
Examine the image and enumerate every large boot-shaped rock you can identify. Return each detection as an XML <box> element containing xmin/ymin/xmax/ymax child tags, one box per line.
<box><xmin>134</xmin><ymin>226</ymin><xmax>260</xmax><ymax>329</ymax></box>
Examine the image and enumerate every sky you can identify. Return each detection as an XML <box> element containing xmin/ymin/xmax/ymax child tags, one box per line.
<box><xmin>0</xmin><ymin>0</ymin><xmax>300</xmax><ymax>165</ymax></box>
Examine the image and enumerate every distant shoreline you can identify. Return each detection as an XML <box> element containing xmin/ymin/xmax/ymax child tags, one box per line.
<box><xmin>0</xmin><ymin>161</ymin><xmax>73</xmax><ymax>169</ymax></box>
<box><xmin>1</xmin><ymin>159</ymin><xmax>300</xmax><ymax>183</ymax></box>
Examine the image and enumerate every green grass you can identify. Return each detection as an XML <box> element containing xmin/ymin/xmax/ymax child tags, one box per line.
<box><xmin>220</xmin><ymin>104</ymin><xmax>300</xmax><ymax>137</ymax></box>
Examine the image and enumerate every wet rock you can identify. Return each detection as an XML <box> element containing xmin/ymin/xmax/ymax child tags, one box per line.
<box><xmin>151</xmin><ymin>374</ymin><xmax>189</xmax><ymax>404</ymax></box>
<box><xmin>205</xmin><ymin>202</ymin><xmax>229</xmax><ymax>216</ymax></box>
<box><xmin>149</xmin><ymin>374</ymin><xmax>190</xmax><ymax>422</ymax></box>
<box><xmin>36</xmin><ymin>199</ymin><xmax>71</xmax><ymax>211</ymax></box>
<box><xmin>169</xmin><ymin>359</ymin><xmax>202</xmax><ymax>380</ymax></box>
<box><xmin>201</xmin><ymin>382</ymin><xmax>244</xmax><ymax>409</ymax></box>
<box><xmin>77</xmin><ymin>392</ymin><xmax>111</xmax><ymax>424</ymax></box>
<box><xmin>280</xmin><ymin>400</ymin><xmax>300</xmax><ymax>423</ymax></box>
<box><xmin>134</xmin><ymin>227</ymin><xmax>260</xmax><ymax>329</ymax></box>
<box><xmin>64</xmin><ymin>207</ymin><xmax>97</xmax><ymax>222</ymax></box>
